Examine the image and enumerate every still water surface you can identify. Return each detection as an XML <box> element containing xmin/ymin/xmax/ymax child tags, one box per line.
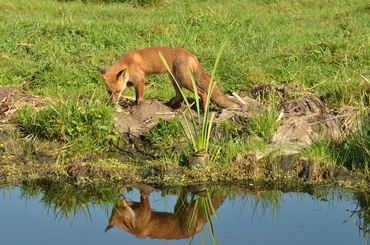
<box><xmin>0</xmin><ymin>185</ymin><xmax>368</xmax><ymax>245</ymax></box>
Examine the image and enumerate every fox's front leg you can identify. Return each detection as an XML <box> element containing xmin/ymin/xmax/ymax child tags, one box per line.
<box><xmin>135</xmin><ymin>80</ymin><xmax>145</xmax><ymax>105</ymax></box>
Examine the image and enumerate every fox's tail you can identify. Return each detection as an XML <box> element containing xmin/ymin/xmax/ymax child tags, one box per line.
<box><xmin>196</xmin><ymin>65</ymin><xmax>240</xmax><ymax>109</ymax></box>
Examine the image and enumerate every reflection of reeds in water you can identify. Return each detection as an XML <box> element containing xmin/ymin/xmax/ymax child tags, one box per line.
<box><xmin>174</xmin><ymin>190</ymin><xmax>222</xmax><ymax>245</ymax></box>
<box><xmin>347</xmin><ymin>192</ymin><xmax>370</xmax><ymax>242</ymax></box>
<box><xmin>227</xmin><ymin>189</ymin><xmax>283</xmax><ymax>221</ymax></box>
<box><xmin>188</xmin><ymin>193</ymin><xmax>218</xmax><ymax>245</ymax></box>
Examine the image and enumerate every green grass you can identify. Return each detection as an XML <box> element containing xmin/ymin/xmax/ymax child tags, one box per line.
<box><xmin>303</xmin><ymin>139</ymin><xmax>338</xmax><ymax>167</ymax></box>
<box><xmin>148</xmin><ymin>118</ymin><xmax>183</xmax><ymax>148</ymax></box>
<box><xmin>17</xmin><ymin>95</ymin><xmax>113</xmax><ymax>153</ymax></box>
<box><xmin>57</xmin><ymin>0</ymin><xmax>165</xmax><ymax>7</ymax></box>
<box><xmin>247</xmin><ymin>107</ymin><xmax>280</xmax><ymax>142</ymax></box>
<box><xmin>148</xmin><ymin>118</ymin><xmax>184</xmax><ymax>160</ymax></box>
<box><xmin>211</xmin><ymin>137</ymin><xmax>268</xmax><ymax>164</ymax></box>
<box><xmin>1</xmin><ymin>0</ymin><xmax>368</xmax><ymax>104</ymax></box>
<box><xmin>303</xmin><ymin>115</ymin><xmax>369</xmax><ymax>169</ymax></box>
<box><xmin>0</xmin><ymin>0</ymin><xmax>369</xmax><ymax>167</ymax></box>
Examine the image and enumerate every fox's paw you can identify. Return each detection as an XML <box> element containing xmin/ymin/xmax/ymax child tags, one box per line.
<box><xmin>165</xmin><ymin>97</ymin><xmax>182</xmax><ymax>109</ymax></box>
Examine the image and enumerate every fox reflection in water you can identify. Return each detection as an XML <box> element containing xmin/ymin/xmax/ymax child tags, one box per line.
<box><xmin>105</xmin><ymin>189</ymin><xmax>226</xmax><ymax>240</ymax></box>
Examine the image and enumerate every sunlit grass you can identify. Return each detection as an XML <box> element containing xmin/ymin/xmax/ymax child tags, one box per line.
<box><xmin>16</xmin><ymin>94</ymin><xmax>113</xmax><ymax>153</ymax></box>
<box><xmin>1</xmin><ymin>0</ymin><xmax>368</xmax><ymax>106</ymax></box>
<box><xmin>303</xmin><ymin>113</ymin><xmax>369</xmax><ymax>169</ymax></box>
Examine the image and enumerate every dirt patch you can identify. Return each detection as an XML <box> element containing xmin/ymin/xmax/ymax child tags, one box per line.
<box><xmin>0</xmin><ymin>87</ymin><xmax>52</xmax><ymax>123</ymax></box>
<box><xmin>0</xmin><ymin>88</ymin><xmax>56</xmax><ymax>166</ymax></box>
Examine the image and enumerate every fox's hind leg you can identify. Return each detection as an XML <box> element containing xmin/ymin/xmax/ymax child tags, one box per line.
<box><xmin>166</xmin><ymin>75</ymin><xmax>183</xmax><ymax>109</ymax></box>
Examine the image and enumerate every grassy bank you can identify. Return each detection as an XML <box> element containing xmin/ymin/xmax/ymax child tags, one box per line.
<box><xmin>0</xmin><ymin>0</ymin><xmax>369</xmax><ymax>183</ymax></box>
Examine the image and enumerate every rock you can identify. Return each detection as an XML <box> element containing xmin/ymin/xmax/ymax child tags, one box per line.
<box><xmin>253</xmin><ymin>93</ymin><xmax>361</xmax><ymax>181</ymax></box>
<box><xmin>298</xmin><ymin>160</ymin><xmax>324</xmax><ymax>181</ymax></box>
<box><xmin>271</xmin><ymin>94</ymin><xmax>356</xmax><ymax>147</ymax></box>
<box><xmin>188</xmin><ymin>150</ymin><xmax>209</xmax><ymax>170</ymax></box>
<box><xmin>235</xmin><ymin>152</ymin><xmax>266</xmax><ymax>177</ymax></box>
<box><xmin>112</xmin><ymin>99</ymin><xmax>175</xmax><ymax>137</ymax></box>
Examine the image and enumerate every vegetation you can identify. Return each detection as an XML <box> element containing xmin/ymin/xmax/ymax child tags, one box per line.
<box><xmin>159</xmin><ymin>45</ymin><xmax>223</xmax><ymax>156</ymax></box>
<box><xmin>0</xmin><ymin>0</ymin><xmax>369</xmax><ymax>180</ymax></box>
<box><xmin>16</xmin><ymin>95</ymin><xmax>113</xmax><ymax>153</ymax></box>
<box><xmin>1</xmin><ymin>0</ymin><xmax>368</xmax><ymax>102</ymax></box>
<box><xmin>303</xmin><ymin>114</ymin><xmax>369</xmax><ymax>169</ymax></box>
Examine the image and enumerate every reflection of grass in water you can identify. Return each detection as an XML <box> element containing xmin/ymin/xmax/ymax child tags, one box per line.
<box><xmin>245</xmin><ymin>191</ymin><xmax>282</xmax><ymax>221</ymax></box>
<box><xmin>20</xmin><ymin>180</ymin><xmax>119</xmax><ymax>221</ymax></box>
<box><xmin>15</xmin><ymin>182</ymin><xmax>370</xmax><ymax>243</ymax></box>
<box><xmin>226</xmin><ymin>190</ymin><xmax>282</xmax><ymax>221</ymax></box>
<box><xmin>314</xmin><ymin>189</ymin><xmax>370</xmax><ymax>241</ymax></box>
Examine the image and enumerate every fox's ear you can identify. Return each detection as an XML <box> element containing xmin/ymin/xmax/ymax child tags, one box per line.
<box><xmin>96</xmin><ymin>66</ymin><xmax>106</xmax><ymax>75</ymax></box>
<box><xmin>116</xmin><ymin>69</ymin><xmax>126</xmax><ymax>80</ymax></box>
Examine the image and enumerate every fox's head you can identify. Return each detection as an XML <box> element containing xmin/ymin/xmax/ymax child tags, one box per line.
<box><xmin>105</xmin><ymin>196</ymin><xmax>136</xmax><ymax>234</ymax></box>
<box><xmin>97</xmin><ymin>66</ymin><xmax>129</xmax><ymax>104</ymax></box>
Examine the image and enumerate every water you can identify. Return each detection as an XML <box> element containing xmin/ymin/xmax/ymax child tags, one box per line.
<box><xmin>0</xmin><ymin>184</ymin><xmax>368</xmax><ymax>245</ymax></box>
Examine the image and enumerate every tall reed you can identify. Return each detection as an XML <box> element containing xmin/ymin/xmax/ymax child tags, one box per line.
<box><xmin>159</xmin><ymin>45</ymin><xmax>226</xmax><ymax>154</ymax></box>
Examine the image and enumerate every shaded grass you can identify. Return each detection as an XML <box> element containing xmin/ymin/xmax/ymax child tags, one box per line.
<box><xmin>211</xmin><ymin>137</ymin><xmax>268</xmax><ymax>165</ymax></box>
<box><xmin>303</xmin><ymin>139</ymin><xmax>339</xmax><ymax>167</ymax></box>
<box><xmin>147</xmin><ymin>118</ymin><xmax>185</xmax><ymax>161</ymax></box>
<box><xmin>148</xmin><ymin>118</ymin><xmax>183</xmax><ymax>148</ymax></box>
<box><xmin>335</xmin><ymin>120</ymin><xmax>369</xmax><ymax>168</ymax></box>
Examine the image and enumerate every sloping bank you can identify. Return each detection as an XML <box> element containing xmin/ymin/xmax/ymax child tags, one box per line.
<box><xmin>0</xmin><ymin>87</ymin><xmax>368</xmax><ymax>189</ymax></box>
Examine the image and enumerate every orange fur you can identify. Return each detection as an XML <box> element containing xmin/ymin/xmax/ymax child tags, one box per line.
<box><xmin>98</xmin><ymin>46</ymin><xmax>240</xmax><ymax>109</ymax></box>
<box><xmin>106</xmin><ymin>192</ymin><xmax>225</xmax><ymax>240</ymax></box>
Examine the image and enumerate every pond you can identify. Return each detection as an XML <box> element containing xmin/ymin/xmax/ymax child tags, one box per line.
<box><xmin>0</xmin><ymin>183</ymin><xmax>369</xmax><ymax>245</ymax></box>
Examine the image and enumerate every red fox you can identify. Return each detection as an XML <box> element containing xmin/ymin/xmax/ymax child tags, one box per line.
<box><xmin>105</xmin><ymin>191</ymin><xmax>225</xmax><ymax>240</ymax></box>
<box><xmin>97</xmin><ymin>46</ymin><xmax>240</xmax><ymax>109</ymax></box>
